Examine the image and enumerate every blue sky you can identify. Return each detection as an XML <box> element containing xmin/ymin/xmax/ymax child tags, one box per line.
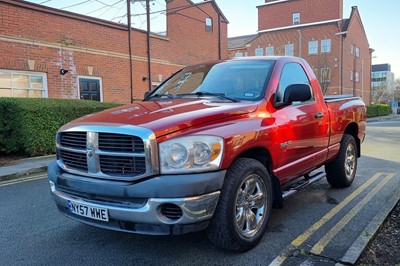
<box><xmin>25</xmin><ymin>0</ymin><xmax>399</xmax><ymax>78</ymax></box>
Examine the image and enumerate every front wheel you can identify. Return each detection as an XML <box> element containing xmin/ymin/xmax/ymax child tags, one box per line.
<box><xmin>207</xmin><ymin>158</ymin><xmax>272</xmax><ymax>252</ymax></box>
<box><xmin>325</xmin><ymin>134</ymin><xmax>358</xmax><ymax>187</ymax></box>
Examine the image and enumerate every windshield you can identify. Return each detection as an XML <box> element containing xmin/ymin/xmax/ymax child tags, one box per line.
<box><xmin>147</xmin><ymin>60</ymin><xmax>275</xmax><ymax>101</ymax></box>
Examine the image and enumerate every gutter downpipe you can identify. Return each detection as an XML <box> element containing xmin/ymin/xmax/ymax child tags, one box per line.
<box><xmin>146</xmin><ymin>0</ymin><xmax>152</xmax><ymax>91</ymax></box>
<box><xmin>127</xmin><ymin>0</ymin><xmax>134</xmax><ymax>102</ymax></box>
<box><xmin>218</xmin><ymin>13</ymin><xmax>221</xmax><ymax>59</ymax></box>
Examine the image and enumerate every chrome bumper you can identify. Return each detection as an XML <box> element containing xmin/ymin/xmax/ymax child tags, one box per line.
<box><xmin>50</xmin><ymin>180</ymin><xmax>220</xmax><ymax>234</ymax></box>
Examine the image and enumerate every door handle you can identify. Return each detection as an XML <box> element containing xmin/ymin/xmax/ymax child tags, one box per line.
<box><xmin>315</xmin><ymin>112</ymin><xmax>324</xmax><ymax>119</ymax></box>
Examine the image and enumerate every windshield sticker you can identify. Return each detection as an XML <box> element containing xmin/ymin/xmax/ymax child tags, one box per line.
<box><xmin>171</xmin><ymin>72</ymin><xmax>192</xmax><ymax>92</ymax></box>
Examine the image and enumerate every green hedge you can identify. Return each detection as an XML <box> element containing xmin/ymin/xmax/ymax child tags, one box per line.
<box><xmin>0</xmin><ymin>98</ymin><xmax>121</xmax><ymax>156</ymax></box>
<box><xmin>366</xmin><ymin>104</ymin><xmax>391</xmax><ymax>118</ymax></box>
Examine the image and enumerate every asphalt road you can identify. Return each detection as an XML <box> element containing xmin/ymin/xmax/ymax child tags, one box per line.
<box><xmin>1</xmin><ymin>118</ymin><xmax>399</xmax><ymax>266</ymax></box>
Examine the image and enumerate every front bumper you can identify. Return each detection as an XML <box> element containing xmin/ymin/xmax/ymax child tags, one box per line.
<box><xmin>48</xmin><ymin>162</ymin><xmax>225</xmax><ymax>235</ymax></box>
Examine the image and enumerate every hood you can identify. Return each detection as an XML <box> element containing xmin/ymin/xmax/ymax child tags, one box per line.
<box><xmin>69</xmin><ymin>99</ymin><xmax>258</xmax><ymax>137</ymax></box>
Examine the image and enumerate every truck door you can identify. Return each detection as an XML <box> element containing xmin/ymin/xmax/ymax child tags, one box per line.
<box><xmin>272</xmin><ymin>62</ymin><xmax>329</xmax><ymax>182</ymax></box>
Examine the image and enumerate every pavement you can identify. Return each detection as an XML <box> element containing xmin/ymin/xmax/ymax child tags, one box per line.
<box><xmin>0</xmin><ymin>113</ymin><xmax>398</xmax><ymax>265</ymax></box>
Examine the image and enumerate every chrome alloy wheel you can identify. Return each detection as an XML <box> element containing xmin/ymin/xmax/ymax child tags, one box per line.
<box><xmin>345</xmin><ymin>143</ymin><xmax>356</xmax><ymax>180</ymax></box>
<box><xmin>235</xmin><ymin>174</ymin><xmax>267</xmax><ymax>238</ymax></box>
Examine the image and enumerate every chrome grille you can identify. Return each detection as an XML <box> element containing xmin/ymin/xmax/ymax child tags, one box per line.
<box><xmin>98</xmin><ymin>133</ymin><xmax>144</xmax><ymax>152</ymax></box>
<box><xmin>60</xmin><ymin>150</ymin><xmax>88</xmax><ymax>171</ymax></box>
<box><xmin>60</xmin><ymin>132</ymin><xmax>86</xmax><ymax>149</ymax></box>
<box><xmin>99</xmin><ymin>155</ymin><xmax>146</xmax><ymax>175</ymax></box>
<box><xmin>56</xmin><ymin>126</ymin><xmax>157</xmax><ymax>181</ymax></box>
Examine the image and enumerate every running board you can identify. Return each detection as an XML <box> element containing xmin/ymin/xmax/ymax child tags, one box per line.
<box><xmin>282</xmin><ymin>172</ymin><xmax>326</xmax><ymax>199</ymax></box>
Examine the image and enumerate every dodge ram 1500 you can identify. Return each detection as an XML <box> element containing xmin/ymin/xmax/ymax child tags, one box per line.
<box><xmin>48</xmin><ymin>56</ymin><xmax>366</xmax><ymax>251</ymax></box>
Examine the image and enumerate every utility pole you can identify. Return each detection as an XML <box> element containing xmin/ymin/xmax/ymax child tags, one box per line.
<box><xmin>127</xmin><ymin>0</ymin><xmax>134</xmax><ymax>103</ymax></box>
<box><xmin>146</xmin><ymin>0</ymin><xmax>152</xmax><ymax>91</ymax></box>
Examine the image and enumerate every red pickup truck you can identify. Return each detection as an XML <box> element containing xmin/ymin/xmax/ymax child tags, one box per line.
<box><xmin>48</xmin><ymin>56</ymin><xmax>366</xmax><ymax>252</ymax></box>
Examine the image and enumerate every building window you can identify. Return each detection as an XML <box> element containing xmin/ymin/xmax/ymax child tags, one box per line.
<box><xmin>293</xmin><ymin>12</ymin><xmax>300</xmax><ymax>25</ymax></box>
<box><xmin>321</xmin><ymin>39</ymin><xmax>331</xmax><ymax>53</ymax></box>
<box><xmin>245</xmin><ymin>52</ymin><xmax>248</xmax><ymax>57</ymax></box>
<box><xmin>351</xmin><ymin>44</ymin><xmax>354</xmax><ymax>55</ymax></box>
<box><xmin>351</xmin><ymin>70</ymin><xmax>353</xmax><ymax>81</ymax></box>
<box><xmin>255</xmin><ymin>48</ymin><xmax>263</xmax><ymax>56</ymax></box>
<box><xmin>285</xmin><ymin>44</ymin><xmax>294</xmax><ymax>56</ymax></box>
<box><xmin>235</xmin><ymin>52</ymin><xmax>243</xmax><ymax>57</ymax></box>
<box><xmin>355</xmin><ymin>71</ymin><xmax>360</xmax><ymax>82</ymax></box>
<box><xmin>0</xmin><ymin>70</ymin><xmax>47</xmax><ymax>98</ymax></box>
<box><xmin>355</xmin><ymin>47</ymin><xmax>360</xmax><ymax>57</ymax></box>
<box><xmin>321</xmin><ymin>68</ymin><xmax>331</xmax><ymax>82</ymax></box>
<box><xmin>266</xmin><ymin>47</ymin><xmax>274</xmax><ymax>56</ymax></box>
<box><xmin>308</xmin><ymin>41</ymin><xmax>318</xmax><ymax>55</ymax></box>
<box><xmin>78</xmin><ymin>77</ymin><xmax>102</xmax><ymax>101</ymax></box>
<box><xmin>205</xmin><ymin>17</ymin><xmax>212</xmax><ymax>32</ymax></box>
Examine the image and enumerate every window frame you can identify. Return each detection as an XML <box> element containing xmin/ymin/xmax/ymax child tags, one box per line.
<box><xmin>205</xmin><ymin>17</ymin><xmax>213</xmax><ymax>32</ymax></box>
<box><xmin>320</xmin><ymin>68</ymin><xmax>331</xmax><ymax>82</ymax></box>
<box><xmin>0</xmin><ymin>69</ymin><xmax>48</xmax><ymax>98</ymax></box>
<box><xmin>266</xmin><ymin>46</ymin><xmax>274</xmax><ymax>56</ymax></box>
<box><xmin>255</xmin><ymin>48</ymin><xmax>264</xmax><ymax>56</ymax></box>
<box><xmin>292</xmin><ymin>12</ymin><xmax>300</xmax><ymax>25</ymax></box>
<box><xmin>285</xmin><ymin>44</ymin><xmax>294</xmax><ymax>56</ymax></box>
<box><xmin>308</xmin><ymin>41</ymin><xmax>318</xmax><ymax>55</ymax></box>
<box><xmin>77</xmin><ymin>76</ymin><xmax>103</xmax><ymax>102</ymax></box>
<box><xmin>321</xmin><ymin>39</ymin><xmax>331</xmax><ymax>53</ymax></box>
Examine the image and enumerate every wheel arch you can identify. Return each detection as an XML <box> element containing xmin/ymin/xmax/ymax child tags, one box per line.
<box><xmin>344</xmin><ymin>122</ymin><xmax>361</xmax><ymax>157</ymax></box>
<box><xmin>236</xmin><ymin>147</ymin><xmax>283</xmax><ymax>209</ymax></box>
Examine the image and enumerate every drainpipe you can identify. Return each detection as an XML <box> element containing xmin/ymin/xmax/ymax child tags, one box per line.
<box><xmin>127</xmin><ymin>0</ymin><xmax>134</xmax><ymax>103</ymax></box>
<box><xmin>146</xmin><ymin>0</ymin><xmax>152</xmax><ymax>91</ymax></box>
<box><xmin>298</xmin><ymin>30</ymin><xmax>302</xmax><ymax>57</ymax></box>
<box><xmin>218</xmin><ymin>13</ymin><xmax>221</xmax><ymax>59</ymax></box>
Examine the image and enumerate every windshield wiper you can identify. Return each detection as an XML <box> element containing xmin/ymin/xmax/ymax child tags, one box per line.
<box><xmin>145</xmin><ymin>93</ymin><xmax>174</xmax><ymax>100</ymax></box>
<box><xmin>176</xmin><ymin>92</ymin><xmax>239</xmax><ymax>102</ymax></box>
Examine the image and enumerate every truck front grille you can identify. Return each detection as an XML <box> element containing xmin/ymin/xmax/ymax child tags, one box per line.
<box><xmin>60</xmin><ymin>150</ymin><xmax>88</xmax><ymax>171</ymax></box>
<box><xmin>56</xmin><ymin>126</ymin><xmax>157</xmax><ymax>181</ymax></box>
<box><xmin>99</xmin><ymin>155</ymin><xmax>146</xmax><ymax>175</ymax></box>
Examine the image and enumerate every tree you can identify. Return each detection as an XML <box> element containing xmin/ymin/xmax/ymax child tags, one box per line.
<box><xmin>394</xmin><ymin>78</ymin><xmax>400</xmax><ymax>101</ymax></box>
<box><xmin>371</xmin><ymin>81</ymin><xmax>391</xmax><ymax>104</ymax></box>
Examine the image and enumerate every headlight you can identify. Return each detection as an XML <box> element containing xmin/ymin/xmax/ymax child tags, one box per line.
<box><xmin>159</xmin><ymin>136</ymin><xmax>224</xmax><ymax>174</ymax></box>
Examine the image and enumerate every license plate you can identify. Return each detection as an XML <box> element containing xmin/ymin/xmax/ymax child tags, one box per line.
<box><xmin>68</xmin><ymin>200</ymin><xmax>109</xmax><ymax>222</ymax></box>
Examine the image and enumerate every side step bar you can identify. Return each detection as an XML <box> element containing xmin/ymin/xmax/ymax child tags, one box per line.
<box><xmin>282</xmin><ymin>171</ymin><xmax>326</xmax><ymax>199</ymax></box>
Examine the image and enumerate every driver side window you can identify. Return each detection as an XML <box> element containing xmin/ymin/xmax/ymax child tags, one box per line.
<box><xmin>276</xmin><ymin>63</ymin><xmax>312</xmax><ymax>103</ymax></box>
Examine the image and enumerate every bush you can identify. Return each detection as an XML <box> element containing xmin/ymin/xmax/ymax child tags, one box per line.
<box><xmin>0</xmin><ymin>98</ymin><xmax>121</xmax><ymax>156</ymax></box>
<box><xmin>366</xmin><ymin>104</ymin><xmax>391</xmax><ymax>118</ymax></box>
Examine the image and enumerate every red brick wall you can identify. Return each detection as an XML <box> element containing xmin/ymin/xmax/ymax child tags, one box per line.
<box><xmin>240</xmin><ymin>23</ymin><xmax>342</xmax><ymax>95</ymax></box>
<box><xmin>0</xmin><ymin>0</ymin><xmax>227</xmax><ymax>103</ymax></box>
<box><xmin>258</xmin><ymin>0</ymin><xmax>343</xmax><ymax>31</ymax></box>
<box><xmin>341</xmin><ymin>7</ymin><xmax>372</xmax><ymax>104</ymax></box>
<box><xmin>166</xmin><ymin>0</ymin><xmax>228</xmax><ymax>64</ymax></box>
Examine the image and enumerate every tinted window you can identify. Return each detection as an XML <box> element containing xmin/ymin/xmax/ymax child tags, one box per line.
<box><xmin>276</xmin><ymin>63</ymin><xmax>311</xmax><ymax>103</ymax></box>
<box><xmin>151</xmin><ymin>60</ymin><xmax>275</xmax><ymax>101</ymax></box>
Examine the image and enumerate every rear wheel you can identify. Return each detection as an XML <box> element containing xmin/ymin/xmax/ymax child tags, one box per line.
<box><xmin>207</xmin><ymin>158</ymin><xmax>272</xmax><ymax>252</ymax></box>
<box><xmin>325</xmin><ymin>134</ymin><xmax>358</xmax><ymax>187</ymax></box>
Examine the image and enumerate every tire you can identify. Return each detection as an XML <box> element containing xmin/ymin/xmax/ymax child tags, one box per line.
<box><xmin>206</xmin><ymin>158</ymin><xmax>273</xmax><ymax>252</ymax></box>
<box><xmin>325</xmin><ymin>134</ymin><xmax>358</xmax><ymax>187</ymax></box>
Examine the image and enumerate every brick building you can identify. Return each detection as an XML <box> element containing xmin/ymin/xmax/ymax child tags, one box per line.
<box><xmin>0</xmin><ymin>0</ymin><xmax>228</xmax><ymax>103</ymax></box>
<box><xmin>228</xmin><ymin>0</ymin><xmax>373</xmax><ymax>104</ymax></box>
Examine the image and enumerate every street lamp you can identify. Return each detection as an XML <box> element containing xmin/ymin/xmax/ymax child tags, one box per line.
<box><xmin>361</xmin><ymin>56</ymin><xmax>377</xmax><ymax>102</ymax></box>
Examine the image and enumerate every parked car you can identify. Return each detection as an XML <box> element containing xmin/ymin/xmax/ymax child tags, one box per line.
<box><xmin>48</xmin><ymin>56</ymin><xmax>366</xmax><ymax>252</ymax></box>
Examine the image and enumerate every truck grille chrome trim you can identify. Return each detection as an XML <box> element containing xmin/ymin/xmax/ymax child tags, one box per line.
<box><xmin>56</xmin><ymin>124</ymin><xmax>159</xmax><ymax>181</ymax></box>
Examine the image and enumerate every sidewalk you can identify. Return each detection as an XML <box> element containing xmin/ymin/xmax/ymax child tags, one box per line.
<box><xmin>366</xmin><ymin>113</ymin><xmax>400</xmax><ymax>122</ymax></box>
<box><xmin>0</xmin><ymin>155</ymin><xmax>55</xmax><ymax>182</ymax></box>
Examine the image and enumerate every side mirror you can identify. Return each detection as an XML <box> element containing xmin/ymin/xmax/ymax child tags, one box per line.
<box><xmin>144</xmin><ymin>91</ymin><xmax>152</xmax><ymax>99</ymax></box>
<box><xmin>275</xmin><ymin>84</ymin><xmax>312</xmax><ymax>107</ymax></box>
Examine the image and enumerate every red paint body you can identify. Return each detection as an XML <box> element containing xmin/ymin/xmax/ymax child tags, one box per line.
<box><xmin>72</xmin><ymin>57</ymin><xmax>366</xmax><ymax>185</ymax></box>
